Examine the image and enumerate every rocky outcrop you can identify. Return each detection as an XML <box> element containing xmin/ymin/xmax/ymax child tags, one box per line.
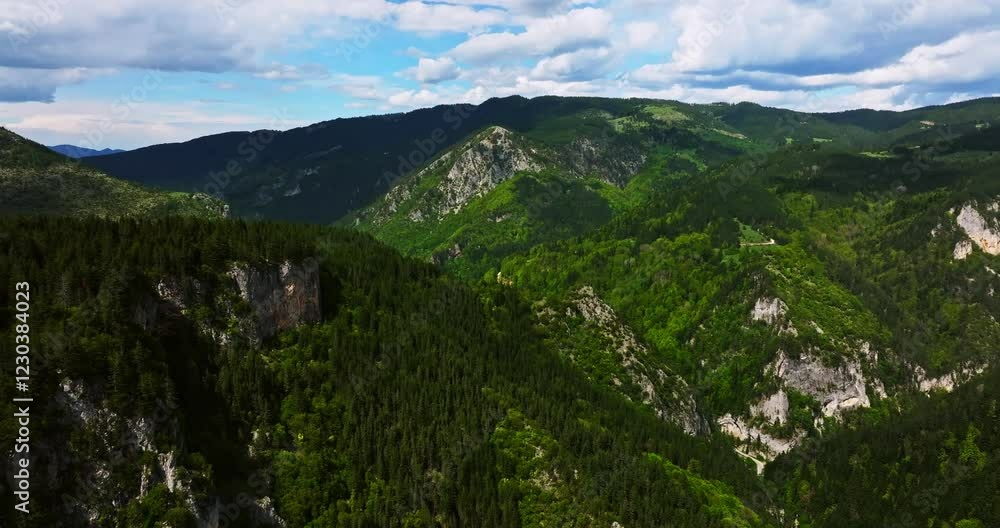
<box><xmin>562</xmin><ymin>286</ymin><xmax>706</xmax><ymax>435</ymax></box>
<box><xmin>227</xmin><ymin>260</ymin><xmax>322</xmax><ymax>342</ymax></box>
<box><xmin>563</xmin><ymin>136</ymin><xmax>646</xmax><ymax>187</ymax></box>
<box><xmin>914</xmin><ymin>362</ymin><xmax>989</xmax><ymax>393</ymax></box>
<box><xmin>56</xmin><ymin>377</ymin><xmax>287</xmax><ymax>527</ymax></box>
<box><xmin>717</xmin><ymin>413</ymin><xmax>802</xmax><ymax>473</ymax></box>
<box><xmin>954</xmin><ymin>202</ymin><xmax>1000</xmax><ymax>258</ymax></box>
<box><xmin>769</xmin><ymin>349</ymin><xmax>874</xmax><ymax>418</ymax></box>
<box><xmin>752</xmin><ymin>390</ymin><xmax>790</xmax><ymax>425</ymax></box>
<box><xmin>751</xmin><ymin>297</ymin><xmax>798</xmax><ymax>335</ymax></box>
<box><xmin>716</xmin><ymin>341</ymin><xmax>884</xmax><ymax>468</ymax></box>
<box><xmin>136</xmin><ymin>260</ymin><xmax>321</xmax><ymax>349</ymax></box>
<box><xmin>440</xmin><ymin>126</ymin><xmax>542</xmax><ymax>215</ymax></box>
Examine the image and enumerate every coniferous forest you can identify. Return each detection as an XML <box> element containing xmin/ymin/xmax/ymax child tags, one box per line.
<box><xmin>1</xmin><ymin>95</ymin><xmax>999</xmax><ymax>528</ymax></box>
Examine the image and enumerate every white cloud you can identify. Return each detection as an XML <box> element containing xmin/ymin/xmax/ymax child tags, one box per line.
<box><xmin>665</xmin><ymin>0</ymin><xmax>1000</xmax><ymax>73</ymax></box>
<box><xmin>405</xmin><ymin>57</ymin><xmax>462</xmax><ymax>84</ymax></box>
<box><xmin>394</xmin><ymin>2</ymin><xmax>507</xmax><ymax>34</ymax></box>
<box><xmin>623</xmin><ymin>21</ymin><xmax>661</xmax><ymax>50</ymax></box>
<box><xmin>450</xmin><ymin>8</ymin><xmax>612</xmax><ymax>63</ymax></box>
<box><xmin>797</xmin><ymin>30</ymin><xmax>1000</xmax><ymax>87</ymax></box>
<box><xmin>0</xmin><ymin>98</ymin><xmax>308</xmax><ymax>149</ymax></box>
<box><xmin>329</xmin><ymin>74</ymin><xmax>385</xmax><ymax>100</ymax></box>
<box><xmin>0</xmin><ymin>67</ymin><xmax>110</xmax><ymax>102</ymax></box>
<box><xmin>530</xmin><ymin>48</ymin><xmax>614</xmax><ymax>81</ymax></box>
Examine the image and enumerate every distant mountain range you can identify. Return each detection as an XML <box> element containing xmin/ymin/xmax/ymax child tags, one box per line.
<box><xmin>2</xmin><ymin>96</ymin><xmax>999</xmax><ymax>528</ymax></box>
<box><xmin>83</xmin><ymin>95</ymin><xmax>1000</xmax><ymax>224</ymax></box>
<box><xmin>48</xmin><ymin>144</ymin><xmax>126</xmax><ymax>158</ymax></box>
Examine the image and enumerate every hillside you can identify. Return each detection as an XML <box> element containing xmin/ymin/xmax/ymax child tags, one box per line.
<box><xmin>2</xmin><ymin>96</ymin><xmax>999</xmax><ymax>528</ymax></box>
<box><xmin>355</xmin><ymin>98</ymin><xmax>1000</xmax><ymax>478</ymax></box>
<box><xmin>0</xmin><ymin>128</ymin><xmax>227</xmax><ymax>218</ymax></box>
<box><xmin>83</xmin><ymin>96</ymin><xmax>1000</xmax><ymax>225</ymax></box>
<box><xmin>0</xmin><ymin>217</ymin><xmax>768</xmax><ymax>528</ymax></box>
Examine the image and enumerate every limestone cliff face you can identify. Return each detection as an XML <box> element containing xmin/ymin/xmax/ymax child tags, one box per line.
<box><xmin>79</xmin><ymin>261</ymin><xmax>319</xmax><ymax>527</ymax></box>
<box><xmin>56</xmin><ymin>380</ymin><xmax>286</xmax><ymax>527</ymax></box>
<box><xmin>545</xmin><ymin>286</ymin><xmax>707</xmax><ymax>435</ymax></box>
<box><xmin>135</xmin><ymin>260</ymin><xmax>322</xmax><ymax>348</ymax></box>
<box><xmin>716</xmin><ymin>294</ymin><xmax>890</xmax><ymax>467</ymax></box>
<box><xmin>953</xmin><ymin>201</ymin><xmax>1000</xmax><ymax>259</ymax></box>
<box><xmin>361</xmin><ymin>126</ymin><xmax>544</xmax><ymax>225</ymax></box>
<box><xmin>562</xmin><ymin>136</ymin><xmax>646</xmax><ymax>187</ymax></box>
<box><xmin>439</xmin><ymin>126</ymin><xmax>542</xmax><ymax>215</ymax></box>
<box><xmin>227</xmin><ymin>260</ymin><xmax>322</xmax><ymax>342</ymax></box>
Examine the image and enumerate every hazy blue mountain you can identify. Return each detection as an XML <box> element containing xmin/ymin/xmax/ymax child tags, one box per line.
<box><xmin>48</xmin><ymin>144</ymin><xmax>127</xmax><ymax>158</ymax></box>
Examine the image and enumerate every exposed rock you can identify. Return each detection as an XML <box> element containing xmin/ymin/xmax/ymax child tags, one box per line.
<box><xmin>158</xmin><ymin>451</ymin><xmax>184</xmax><ymax>494</ymax></box>
<box><xmin>254</xmin><ymin>496</ymin><xmax>288</xmax><ymax>527</ymax></box>
<box><xmin>440</xmin><ymin>126</ymin><xmax>542</xmax><ymax>215</ymax></box>
<box><xmin>565</xmin><ymin>286</ymin><xmax>706</xmax><ymax>435</ymax></box>
<box><xmin>752</xmin><ymin>297</ymin><xmax>787</xmax><ymax>325</ymax></box>
<box><xmin>770</xmin><ymin>350</ymin><xmax>872</xmax><ymax>418</ymax></box>
<box><xmin>751</xmin><ymin>390</ymin><xmax>789</xmax><ymax>425</ymax></box>
<box><xmin>717</xmin><ymin>413</ymin><xmax>801</xmax><ymax>471</ymax></box>
<box><xmin>751</xmin><ymin>297</ymin><xmax>798</xmax><ymax>335</ymax></box>
<box><xmin>955</xmin><ymin>239</ymin><xmax>974</xmax><ymax>260</ymax></box>
<box><xmin>228</xmin><ymin>260</ymin><xmax>322</xmax><ymax>343</ymax></box>
<box><xmin>914</xmin><ymin>362</ymin><xmax>988</xmax><ymax>393</ymax></box>
<box><xmin>563</xmin><ymin>136</ymin><xmax>646</xmax><ymax>186</ymax></box>
<box><xmin>955</xmin><ymin>202</ymin><xmax>1000</xmax><ymax>257</ymax></box>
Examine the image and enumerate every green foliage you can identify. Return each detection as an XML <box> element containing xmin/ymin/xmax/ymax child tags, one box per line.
<box><xmin>0</xmin><ymin>216</ymin><xmax>767</xmax><ymax>528</ymax></box>
<box><xmin>0</xmin><ymin>127</ymin><xmax>226</xmax><ymax>219</ymax></box>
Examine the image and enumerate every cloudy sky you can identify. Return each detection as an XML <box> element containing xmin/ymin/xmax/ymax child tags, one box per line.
<box><xmin>1</xmin><ymin>0</ymin><xmax>998</xmax><ymax>149</ymax></box>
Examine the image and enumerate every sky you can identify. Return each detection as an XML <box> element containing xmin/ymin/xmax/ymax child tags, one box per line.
<box><xmin>1</xmin><ymin>0</ymin><xmax>999</xmax><ymax>149</ymax></box>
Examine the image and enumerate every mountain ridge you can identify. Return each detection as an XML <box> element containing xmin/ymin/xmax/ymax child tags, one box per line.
<box><xmin>47</xmin><ymin>144</ymin><xmax>126</xmax><ymax>158</ymax></box>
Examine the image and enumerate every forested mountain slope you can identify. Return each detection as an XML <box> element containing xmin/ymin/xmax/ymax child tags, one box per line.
<box><xmin>2</xmin><ymin>96</ymin><xmax>999</xmax><ymax>528</ymax></box>
<box><xmin>0</xmin><ymin>127</ymin><xmax>226</xmax><ymax>218</ymax></box>
<box><xmin>0</xmin><ymin>217</ymin><xmax>769</xmax><ymax>528</ymax></box>
<box><xmin>85</xmin><ymin>96</ymin><xmax>1000</xmax><ymax>224</ymax></box>
<box><xmin>768</xmin><ymin>367</ymin><xmax>1000</xmax><ymax>528</ymax></box>
<box><xmin>357</xmin><ymin>98</ymin><xmax>1000</xmax><ymax>473</ymax></box>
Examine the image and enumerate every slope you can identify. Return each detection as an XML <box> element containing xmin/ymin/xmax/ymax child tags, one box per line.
<box><xmin>0</xmin><ymin>216</ymin><xmax>771</xmax><ymax>528</ymax></box>
<box><xmin>0</xmin><ymin>127</ymin><xmax>226</xmax><ymax>218</ymax></box>
<box><xmin>82</xmin><ymin>96</ymin><xmax>1000</xmax><ymax>225</ymax></box>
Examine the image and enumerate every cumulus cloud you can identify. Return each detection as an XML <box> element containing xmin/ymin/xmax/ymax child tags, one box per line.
<box><xmin>4</xmin><ymin>0</ymin><xmax>1000</xmax><ymax>143</ymax></box>
<box><xmin>0</xmin><ymin>67</ymin><xmax>108</xmax><ymax>103</ymax></box>
<box><xmin>530</xmin><ymin>48</ymin><xmax>615</xmax><ymax>81</ymax></box>
<box><xmin>394</xmin><ymin>2</ymin><xmax>507</xmax><ymax>34</ymax></box>
<box><xmin>450</xmin><ymin>8</ymin><xmax>612</xmax><ymax>63</ymax></box>
<box><xmin>404</xmin><ymin>58</ymin><xmax>462</xmax><ymax>84</ymax></box>
<box><xmin>797</xmin><ymin>30</ymin><xmax>1000</xmax><ymax>88</ymax></box>
<box><xmin>330</xmin><ymin>74</ymin><xmax>386</xmax><ymax>100</ymax></box>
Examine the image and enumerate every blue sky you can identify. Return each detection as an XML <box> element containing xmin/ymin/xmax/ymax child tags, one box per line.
<box><xmin>1</xmin><ymin>0</ymin><xmax>998</xmax><ymax>149</ymax></box>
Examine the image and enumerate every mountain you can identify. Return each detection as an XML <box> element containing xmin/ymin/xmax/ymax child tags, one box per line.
<box><xmin>0</xmin><ymin>216</ymin><xmax>768</xmax><ymax>528</ymax></box>
<box><xmin>355</xmin><ymin>97</ymin><xmax>1000</xmax><ymax>477</ymax></box>
<box><xmin>85</xmin><ymin>96</ymin><xmax>1000</xmax><ymax>225</ymax></box>
<box><xmin>48</xmin><ymin>144</ymin><xmax>126</xmax><ymax>158</ymax></box>
<box><xmin>0</xmin><ymin>127</ymin><xmax>227</xmax><ymax>218</ymax></box>
<box><xmin>2</xmin><ymin>96</ymin><xmax>999</xmax><ymax>528</ymax></box>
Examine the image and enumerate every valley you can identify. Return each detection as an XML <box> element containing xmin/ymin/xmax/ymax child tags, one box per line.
<box><xmin>2</xmin><ymin>95</ymin><xmax>999</xmax><ymax>528</ymax></box>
